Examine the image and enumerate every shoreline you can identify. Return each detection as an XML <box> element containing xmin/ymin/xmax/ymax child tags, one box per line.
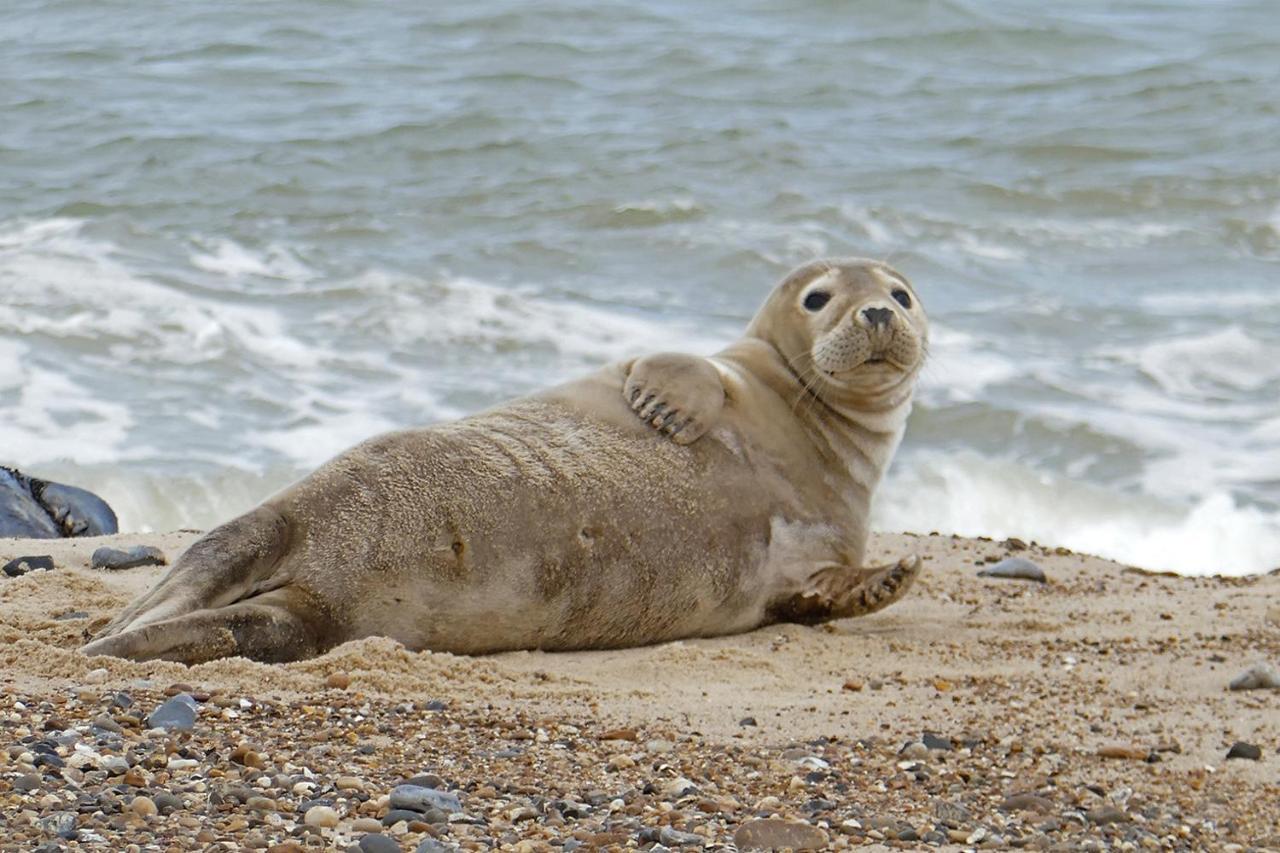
<box><xmin>1</xmin><ymin>530</ymin><xmax>1278</xmax><ymax>849</ymax></box>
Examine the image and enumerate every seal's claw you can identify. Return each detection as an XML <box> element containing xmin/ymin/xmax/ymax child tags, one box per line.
<box><xmin>622</xmin><ymin>353</ymin><xmax>726</xmax><ymax>445</ymax></box>
<box><xmin>768</xmin><ymin>553</ymin><xmax>922</xmax><ymax>625</ymax></box>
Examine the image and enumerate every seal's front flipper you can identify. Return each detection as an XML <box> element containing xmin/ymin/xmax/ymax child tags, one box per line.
<box><xmin>81</xmin><ymin>589</ymin><xmax>329</xmax><ymax>664</ymax></box>
<box><xmin>768</xmin><ymin>554</ymin><xmax>921</xmax><ymax>625</ymax></box>
<box><xmin>623</xmin><ymin>353</ymin><xmax>726</xmax><ymax>445</ymax></box>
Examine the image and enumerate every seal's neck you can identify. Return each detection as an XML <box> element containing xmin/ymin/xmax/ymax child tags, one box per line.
<box><xmin>718</xmin><ymin>337</ymin><xmax>914</xmax><ymax>481</ymax></box>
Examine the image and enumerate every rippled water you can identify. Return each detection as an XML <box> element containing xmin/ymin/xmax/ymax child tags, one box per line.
<box><xmin>2</xmin><ymin>0</ymin><xmax>1278</xmax><ymax>574</ymax></box>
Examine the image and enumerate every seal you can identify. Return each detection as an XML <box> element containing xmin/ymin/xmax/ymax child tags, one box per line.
<box><xmin>82</xmin><ymin>258</ymin><xmax>928</xmax><ymax>664</ymax></box>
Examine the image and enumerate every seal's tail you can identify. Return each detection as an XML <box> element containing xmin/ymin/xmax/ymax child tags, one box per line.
<box><xmin>84</xmin><ymin>505</ymin><xmax>291</xmax><ymax>646</ymax></box>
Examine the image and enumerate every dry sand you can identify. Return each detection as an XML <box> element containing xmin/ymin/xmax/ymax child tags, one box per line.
<box><xmin>1</xmin><ymin>530</ymin><xmax>1278</xmax><ymax>851</ymax></box>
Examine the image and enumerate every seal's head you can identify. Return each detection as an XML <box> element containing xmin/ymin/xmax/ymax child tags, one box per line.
<box><xmin>749</xmin><ymin>258</ymin><xmax>928</xmax><ymax>402</ymax></box>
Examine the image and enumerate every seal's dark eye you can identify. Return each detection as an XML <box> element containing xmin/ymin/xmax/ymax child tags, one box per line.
<box><xmin>802</xmin><ymin>291</ymin><xmax>831</xmax><ymax>311</ymax></box>
<box><xmin>891</xmin><ymin>289</ymin><xmax>912</xmax><ymax>309</ymax></box>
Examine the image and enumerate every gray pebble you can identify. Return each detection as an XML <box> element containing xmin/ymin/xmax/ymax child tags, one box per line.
<box><xmin>359</xmin><ymin>834</ymin><xmax>402</xmax><ymax>853</ymax></box>
<box><xmin>14</xmin><ymin>773</ymin><xmax>41</xmax><ymax>792</ymax></box>
<box><xmin>922</xmin><ymin>732</ymin><xmax>952</xmax><ymax>751</ymax></box>
<box><xmin>977</xmin><ymin>557</ymin><xmax>1047</xmax><ymax>582</ymax></box>
<box><xmin>1086</xmin><ymin>805</ymin><xmax>1130</xmax><ymax>825</ymax></box>
<box><xmin>1226</xmin><ymin>741</ymin><xmax>1262</xmax><ymax>761</ymax></box>
<box><xmin>92</xmin><ymin>714</ymin><xmax>123</xmax><ymax>735</ymax></box>
<box><xmin>91</xmin><ymin>545</ymin><xmax>167</xmax><ymax>571</ymax></box>
<box><xmin>1228</xmin><ymin>663</ymin><xmax>1280</xmax><ymax>690</ymax></box>
<box><xmin>146</xmin><ymin>693</ymin><xmax>198</xmax><ymax>731</ymax></box>
<box><xmin>389</xmin><ymin>784</ymin><xmax>461</xmax><ymax>814</ymax></box>
<box><xmin>414</xmin><ymin>841</ymin><xmax>457</xmax><ymax>853</ymax></box>
<box><xmin>100</xmin><ymin>755</ymin><xmax>129</xmax><ymax>775</ymax></box>
<box><xmin>658</xmin><ymin>826</ymin><xmax>706</xmax><ymax>847</ymax></box>
<box><xmin>154</xmin><ymin>791</ymin><xmax>185</xmax><ymax>813</ymax></box>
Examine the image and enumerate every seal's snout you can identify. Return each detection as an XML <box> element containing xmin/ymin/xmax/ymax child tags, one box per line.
<box><xmin>861</xmin><ymin>306</ymin><xmax>893</xmax><ymax>329</ymax></box>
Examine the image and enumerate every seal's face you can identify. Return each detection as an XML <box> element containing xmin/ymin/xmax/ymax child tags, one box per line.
<box><xmin>754</xmin><ymin>259</ymin><xmax>928</xmax><ymax>401</ymax></box>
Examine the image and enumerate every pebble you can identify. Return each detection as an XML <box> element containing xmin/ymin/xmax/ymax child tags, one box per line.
<box><xmin>1000</xmin><ymin>793</ymin><xmax>1055</xmax><ymax>814</ymax></box>
<box><xmin>1086</xmin><ymin>805</ymin><xmax>1130</xmax><ymax>825</ymax></box>
<box><xmin>2</xmin><ymin>554</ymin><xmax>55</xmax><ymax>576</ymax></box>
<box><xmin>335</xmin><ymin>775</ymin><xmax>364</xmax><ymax>790</ymax></box>
<box><xmin>90</xmin><ymin>545</ymin><xmax>167</xmax><ymax>571</ymax></box>
<box><xmin>146</xmin><ymin>693</ymin><xmax>198</xmax><ymax>731</ymax></box>
<box><xmin>922</xmin><ymin>732</ymin><xmax>952</xmax><ymax>751</ymax></box>
<box><xmin>14</xmin><ymin>773</ymin><xmax>40</xmax><ymax>792</ymax></box>
<box><xmin>1228</xmin><ymin>663</ymin><xmax>1280</xmax><ymax>690</ymax></box>
<box><xmin>899</xmin><ymin>741</ymin><xmax>930</xmax><ymax>761</ymax></box>
<box><xmin>303</xmin><ymin>805</ymin><xmax>340</xmax><ymax>828</ymax></box>
<box><xmin>977</xmin><ymin>556</ymin><xmax>1047</xmax><ymax>582</ymax></box>
<box><xmin>359</xmin><ymin>834</ymin><xmax>402</xmax><ymax>853</ymax></box>
<box><xmin>662</xmin><ymin>777</ymin><xmax>699</xmax><ymax>798</ymax></box>
<box><xmin>154</xmin><ymin>792</ymin><xmax>184</xmax><ymax>813</ymax></box>
<box><xmin>325</xmin><ymin>672</ymin><xmax>351</xmax><ymax>689</ymax></box>
<box><xmin>130</xmin><ymin>795</ymin><xmax>158</xmax><ymax>818</ymax></box>
<box><xmin>388</xmin><ymin>784</ymin><xmax>462</xmax><ymax>814</ymax></box>
<box><xmin>1226</xmin><ymin>741</ymin><xmax>1262</xmax><ymax>760</ymax></box>
<box><xmin>414</xmin><ymin>842</ymin><xmax>453</xmax><ymax>853</ymax></box>
<box><xmin>1098</xmin><ymin>743</ymin><xmax>1151</xmax><ymax>760</ymax></box>
<box><xmin>733</xmin><ymin>818</ymin><xmax>828</xmax><ymax>851</ymax></box>
<box><xmin>37</xmin><ymin>811</ymin><xmax>77</xmax><ymax>840</ymax></box>
<box><xmin>352</xmin><ymin>818</ymin><xmax>384</xmax><ymax>832</ymax></box>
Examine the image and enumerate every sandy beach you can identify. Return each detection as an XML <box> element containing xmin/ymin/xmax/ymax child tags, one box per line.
<box><xmin>0</xmin><ymin>531</ymin><xmax>1277</xmax><ymax>850</ymax></box>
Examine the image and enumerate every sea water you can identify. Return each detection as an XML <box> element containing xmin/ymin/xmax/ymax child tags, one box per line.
<box><xmin>2</xmin><ymin>0</ymin><xmax>1277</xmax><ymax>574</ymax></box>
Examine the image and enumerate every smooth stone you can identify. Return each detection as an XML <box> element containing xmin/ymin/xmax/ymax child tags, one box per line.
<box><xmin>154</xmin><ymin>792</ymin><xmax>184</xmax><ymax>813</ymax></box>
<box><xmin>403</xmin><ymin>773</ymin><xmax>445</xmax><ymax>789</ymax></box>
<box><xmin>934</xmin><ymin>800</ymin><xmax>971</xmax><ymax>824</ymax></box>
<box><xmin>14</xmin><ymin>773</ymin><xmax>41</xmax><ymax>792</ymax></box>
<box><xmin>0</xmin><ymin>467</ymin><xmax>117</xmax><ymax>538</ymax></box>
<box><xmin>146</xmin><ymin>694</ymin><xmax>198</xmax><ymax>731</ymax></box>
<box><xmin>130</xmin><ymin>795</ymin><xmax>158</xmax><ymax>818</ymax></box>
<box><xmin>977</xmin><ymin>557</ymin><xmax>1047</xmax><ymax>582</ymax></box>
<box><xmin>733</xmin><ymin>818</ymin><xmax>828</xmax><ymax>851</ymax></box>
<box><xmin>1228</xmin><ymin>663</ymin><xmax>1280</xmax><ymax>690</ymax></box>
<box><xmin>359</xmin><ymin>834</ymin><xmax>402</xmax><ymax>853</ymax></box>
<box><xmin>999</xmin><ymin>793</ymin><xmax>1055</xmax><ymax>814</ymax></box>
<box><xmin>388</xmin><ymin>784</ymin><xmax>461</xmax><ymax>814</ymax></box>
<box><xmin>91</xmin><ymin>545</ymin><xmax>167</xmax><ymax>571</ymax></box>
<box><xmin>304</xmin><ymin>805</ymin><xmax>340</xmax><ymax>828</ymax></box>
<box><xmin>2</xmin><ymin>555</ymin><xmax>55</xmax><ymax>577</ymax></box>
<box><xmin>1226</xmin><ymin>741</ymin><xmax>1262</xmax><ymax>760</ymax></box>
<box><xmin>53</xmin><ymin>610</ymin><xmax>89</xmax><ymax>620</ymax></box>
<box><xmin>100</xmin><ymin>755</ymin><xmax>129</xmax><ymax>775</ymax></box>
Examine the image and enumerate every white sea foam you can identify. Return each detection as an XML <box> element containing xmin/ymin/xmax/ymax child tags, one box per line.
<box><xmin>1133</xmin><ymin>326</ymin><xmax>1280</xmax><ymax>397</ymax></box>
<box><xmin>916</xmin><ymin>323</ymin><xmax>1025</xmax><ymax>403</ymax></box>
<box><xmin>875</xmin><ymin>451</ymin><xmax>1280</xmax><ymax>576</ymax></box>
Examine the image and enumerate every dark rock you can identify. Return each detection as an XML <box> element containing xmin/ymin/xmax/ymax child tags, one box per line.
<box><xmin>638</xmin><ymin>827</ymin><xmax>705</xmax><ymax>848</ymax></box>
<box><xmin>934</xmin><ymin>799</ymin><xmax>971</xmax><ymax>825</ymax></box>
<box><xmin>0</xmin><ymin>466</ymin><xmax>117</xmax><ymax>538</ymax></box>
<box><xmin>91</xmin><ymin>545</ymin><xmax>167</xmax><ymax>571</ymax></box>
<box><xmin>2</xmin><ymin>555</ymin><xmax>55</xmax><ymax>577</ymax></box>
<box><xmin>382</xmin><ymin>809</ymin><xmax>429</xmax><ymax>826</ymax></box>
<box><xmin>922</xmin><ymin>732</ymin><xmax>952</xmax><ymax>751</ymax></box>
<box><xmin>1228</xmin><ymin>663</ymin><xmax>1280</xmax><ymax>690</ymax></box>
<box><xmin>389</xmin><ymin>784</ymin><xmax>461</xmax><ymax>814</ymax></box>
<box><xmin>422</xmin><ymin>700</ymin><xmax>447</xmax><ymax>711</ymax></box>
<box><xmin>1226</xmin><ymin>741</ymin><xmax>1262</xmax><ymax>761</ymax></box>
<box><xmin>154</xmin><ymin>791</ymin><xmax>184</xmax><ymax>813</ymax></box>
<box><xmin>739</xmin><ymin>717</ymin><xmax>758</xmax><ymax>727</ymax></box>
<box><xmin>977</xmin><ymin>557</ymin><xmax>1047</xmax><ymax>582</ymax></box>
<box><xmin>733</xmin><ymin>818</ymin><xmax>828</xmax><ymax>851</ymax></box>
<box><xmin>359</xmin><ymin>834</ymin><xmax>402</xmax><ymax>853</ymax></box>
<box><xmin>145</xmin><ymin>694</ymin><xmax>198</xmax><ymax>731</ymax></box>
<box><xmin>37</xmin><ymin>811</ymin><xmax>78</xmax><ymax>839</ymax></box>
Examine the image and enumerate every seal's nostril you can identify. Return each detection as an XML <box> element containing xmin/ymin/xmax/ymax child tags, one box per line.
<box><xmin>862</xmin><ymin>307</ymin><xmax>893</xmax><ymax>329</ymax></box>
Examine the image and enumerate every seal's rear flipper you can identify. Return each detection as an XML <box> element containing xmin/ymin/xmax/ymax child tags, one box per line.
<box><xmin>768</xmin><ymin>554</ymin><xmax>921</xmax><ymax>625</ymax></box>
<box><xmin>89</xmin><ymin>505</ymin><xmax>291</xmax><ymax>642</ymax></box>
<box><xmin>81</xmin><ymin>588</ymin><xmax>329</xmax><ymax>664</ymax></box>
